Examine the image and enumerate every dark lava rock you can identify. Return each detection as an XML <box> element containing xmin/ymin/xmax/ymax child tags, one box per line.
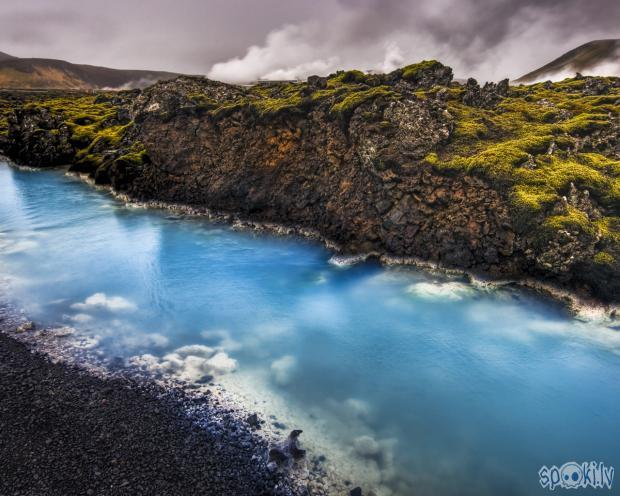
<box><xmin>462</xmin><ymin>77</ymin><xmax>509</xmax><ymax>108</ymax></box>
<box><xmin>6</xmin><ymin>108</ymin><xmax>74</xmax><ymax>167</ymax></box>
<box><xmin>246</xmin><ymin>412</ymin><xmax>262</xmax><ymax>429</ymax></box>
<box><xmin>268</xmin><ymin>430</ymin><xmax>307</xmax><ymax>470</ymax></box>
<box><xmin>306</xmin><ymin>75</ymin><xmax>327</xmax><ymax>89</ymax></box>
<box><xmin>287</xmin><ymin>430</ymin><xmax>306</xmax><ymax>460</ymax></box>
<box><xmin>583</xmin><ymin>77</ymin><xmax>611</xmax><ymax>96</ymax></box>
<box><xmin>0</xmin><ymin>329</ymin><xmax>299</xmax><ymax>496</ymax></box>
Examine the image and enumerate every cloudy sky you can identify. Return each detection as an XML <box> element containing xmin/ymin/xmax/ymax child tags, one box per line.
<box><xmin>0</xmin><ymin>0</ymin><xmax>618</xmax><ymax>82</ymax></box>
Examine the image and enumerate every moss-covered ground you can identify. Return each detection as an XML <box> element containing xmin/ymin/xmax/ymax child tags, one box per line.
<box><xmin>424</xmin><ymin>78</ymin><xmax>620</xmax><ymax>260</ymax></box>
<box><xmin>199</xmin><ymin>70</ymin><xmax>400</xmax><ymax>120</ymax></box>
<box><xmin>1</xmin><ymin>91</ymin><xmax>148</xmax><ymax>171</ymax></box>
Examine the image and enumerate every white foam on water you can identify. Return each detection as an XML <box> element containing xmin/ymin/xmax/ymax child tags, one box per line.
<box><xmin>129</xmin><ymin>344</ymin><xmax>238</xmax><ymax>382</ymax></box>
<box><xmin>71</xmin><ymin>293</ymin><xmax>137</xmax><ymax>312</ymax></box>
<box><xmin>328</xmin><ymin>254</ymin><xmax>369</xmax><ymax>268</ymax></box>
<box><xmin>467</xmin><ymin>301</ymin><xmax>620</xmax><ymax>355</ymax></box>
<box><xmin>67</xmin><ymin>313</ymin><xmax>93</xmax><ymax>323</ymax></box>
<box><xmin>406</xmin><ymin>281</ymin><xmax>475</xmax><ymax>301</ymax></box>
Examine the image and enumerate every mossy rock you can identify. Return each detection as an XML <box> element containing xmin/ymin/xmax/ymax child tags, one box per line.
<box><xmin>401</xmin><ymin>60</ymin><xmax>444</xmax><ymax>82</ymax></box>
<box><xmin>330</xmin><ymin>86</ymin><xmax>398</xmax><ymax>118</ymax></box>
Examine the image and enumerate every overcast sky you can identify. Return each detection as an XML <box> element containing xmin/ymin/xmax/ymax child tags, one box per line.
<box><xmin>0</xmin><ymin>0</ymin><xmax>618</xmax><ymax>82</ymax></box>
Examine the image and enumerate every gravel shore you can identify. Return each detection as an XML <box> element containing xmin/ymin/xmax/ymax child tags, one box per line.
<box><xmin>0</xmin><ymin>328</ymin><xmax>301</xmax><ymax>496</ymax></box>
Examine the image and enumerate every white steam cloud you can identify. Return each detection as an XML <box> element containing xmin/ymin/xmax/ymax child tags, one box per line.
<box><xmin>208</xmin><ymin>0</ymin><xmax>620</xmax><ymax>83</ymax></box>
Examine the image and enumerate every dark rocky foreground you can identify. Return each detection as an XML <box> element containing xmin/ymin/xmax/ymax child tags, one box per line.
<box><xmin>0</xmin><ymin>328</ymin><xmax>301</xmax><ymax>496</ymax></box>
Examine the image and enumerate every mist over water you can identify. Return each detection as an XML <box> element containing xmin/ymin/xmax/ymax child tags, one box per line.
<box><xmin>1</xmin><ymin>162</ymin><xmax>619</xmax><ymax>495</ymax></box>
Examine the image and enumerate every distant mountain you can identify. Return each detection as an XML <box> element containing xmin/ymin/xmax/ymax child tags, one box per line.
<box><xmin>0</xmin><ymin>52</ymin><xmax>181</xmax><ymax>90</ymax></box>
<box><xmin>0</xmin><ymin>51</ymin><xmax>18</xmax><ymax>62</ymax></box>
<box><xmin>517</xmin><ymin>39</ymin><xmax>620</xmax><ymax>83</ymax></box>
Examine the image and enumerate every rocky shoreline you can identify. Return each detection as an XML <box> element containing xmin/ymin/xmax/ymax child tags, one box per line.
<box><xmin>1</xmin><ymin>64</ymin><xmax>618</xmax><ymax>304</ymax></box>
<box><xmin>0</xmin><ymin>301</ymin><xmax>343</xmax><ymax>496</ymax></box>
<box><xmin>68</xmin><ymin>165</ymin><xmax>619</xmax><ymax>318</ymax></box>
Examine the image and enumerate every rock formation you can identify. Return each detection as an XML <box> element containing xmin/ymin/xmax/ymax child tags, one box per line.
<box><xmin>1</xmin><ymin>61</ymin><xmax>618</xmax><ymax>303</ymax></box>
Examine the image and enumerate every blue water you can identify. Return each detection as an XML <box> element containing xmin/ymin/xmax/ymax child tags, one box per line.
<box><xmin>1</xmin><ymin>162</ymin><xmax>619</xmax><ymax>496</ymax></box>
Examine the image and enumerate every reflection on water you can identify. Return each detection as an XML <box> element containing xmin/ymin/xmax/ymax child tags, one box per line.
<box><xmin>1</xmin><ymin>163</ymin><xmax>619</xmax><ymax>496</ymax></box>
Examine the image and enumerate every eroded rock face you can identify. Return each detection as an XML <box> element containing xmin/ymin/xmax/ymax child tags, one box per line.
<box><xmin>6</xmin><ymin>108</ymin><xmax>74</xmax><ymax>167</ymax></box>
<box><xmin>2</xmin><ymin>69</ymin><xmax>619</xmax><ymax>303</ymax></box>
<box><xmin>124</xmin><ymin>83</ymin><xmax>517</xmax><ymax>276</ymax></box>
<box><xmin>351</xmin><ymin>97</ymin><xmax>453</xmax><ymax>167</ymax></box>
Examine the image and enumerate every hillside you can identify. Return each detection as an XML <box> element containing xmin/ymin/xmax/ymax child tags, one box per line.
<box><xmin>517</xmin><ymin>39</ymin><xmax>620</xmax><ymax>83</ymax></box>
<box><xmin>0</xmin><ymin>51</ymin><xmax>17</xmax><ymax>62</ymax></box>
<box><xmin>0</xmin><ymin>53</ymin><xmax>181</xmax><ymax>90</ymax></box>
<box><xmin>1</xmin><ymin>62</ymin><xmax>619</xmax><ymax>303</ymax></box>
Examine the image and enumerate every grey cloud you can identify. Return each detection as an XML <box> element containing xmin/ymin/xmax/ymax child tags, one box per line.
<box><xmin>0</xmin><ymin>0</ymin><xmax>618</xmax><ymax>81</ymax></box>
<box><xmin>209</xmin><ymin>0</ymin><xmax>620</xmax><ymax>82</ymax></box>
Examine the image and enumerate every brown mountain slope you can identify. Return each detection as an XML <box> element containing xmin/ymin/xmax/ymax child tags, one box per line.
<box><xmin>517</xmin><ymin>39</ymin><xmax>620</xmax><ymax>83</ymax></box>
<box><xmin>0</xmin><ymin>54</ymin><xmax>181</xmax><ymax>90</ymax></box>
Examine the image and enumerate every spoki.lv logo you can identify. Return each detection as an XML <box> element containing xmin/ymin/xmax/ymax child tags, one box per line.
<box><xmin>539</xmin><ymin>461</ymin><xmax>614</xmax><ymax>490</ymax></box>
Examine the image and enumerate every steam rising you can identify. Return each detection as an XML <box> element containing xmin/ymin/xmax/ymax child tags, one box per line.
<box><xmin>1</xmin><ymin>1</ymin><xmax>619</xmax><ymax>82</ymax></box>
<box><xmin>208</xmin><ymin>0</ymin><xmax>620</xmax><ymax>83</ymax></box>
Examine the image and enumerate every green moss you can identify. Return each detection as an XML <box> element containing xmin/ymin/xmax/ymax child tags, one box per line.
<box><xmin>74</xmin><ymin>153</ymin><xmax>103</xmax><ymax>169</ymax></box>
<box><xmin>252</xmin><ymin>94</ymin><xmax>304</xmax><ymax>116</ymax></box>
<box><xmin>558</xmin><ymin>113</ymin><xmax>609</xmax><ymax>135</ymax></box>
<box><xmin>429</xmin><ymin>75</ymin><xmax>620</xmax><ymax>244</ymax></box>
<box><xmin>330</xmin><ymin>86</ymin><xmax>397</xmax><ymax>117</ymax></box>
<box><xmin>401</xmin><ymin>60</ymin><xmax>443</xmax><ymax>81</ymax></box>
<box><xmin>90</xmin><ymin>124</ymin><xmax>130</xmax><ymax>148</ymax></box>
<box><xmin>594</xmin><ymin>251</ymin><xmax>615</xmax><ymax>266</ymax></box>
<box><xmin>596</xmin><ymin>217</ymin><xmax>620</xmax><ymax>244</ymax></box>
<box><xmin>512</xmin><ymin>184</ymin><xmax>558</xmax><ymax>212</ymax></box>
<box><xmin>453</xmin><ymin>117</ymin><xmax>488</xmax><ymax>140</ymax></box>
<box><xmin>544</xmin><ymin>206</ymin><xmax>594</xmax><ymax>233</ymax></box>
<box><xmin>423</xmin><ymin>152</ymin><xmax>439</xmax><ymax>165</ymax></box>
<box><xmin>115</xmin><ymin>143</ymin><xmax>148</xmax><ymax>168</ymax></box>
<box><xmin>208</xmin><ymin>100</ymin><xmax>249</xmax><ymax>120</ymax></box>
<box><xmin>330</xmin><ymin>70</ymin><xmax>368</xmax><ymax>85</ymax></box>
<box><xmin>187</xmin><ymin>93</ymin><xmax>217</xmax><ymax>111</ymax></box>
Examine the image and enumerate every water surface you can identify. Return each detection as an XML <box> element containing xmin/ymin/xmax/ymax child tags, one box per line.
<box><xmin>1</xmin><ymin>162</ymin><xmax>619</xmax><ymax>496</ymax></box>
